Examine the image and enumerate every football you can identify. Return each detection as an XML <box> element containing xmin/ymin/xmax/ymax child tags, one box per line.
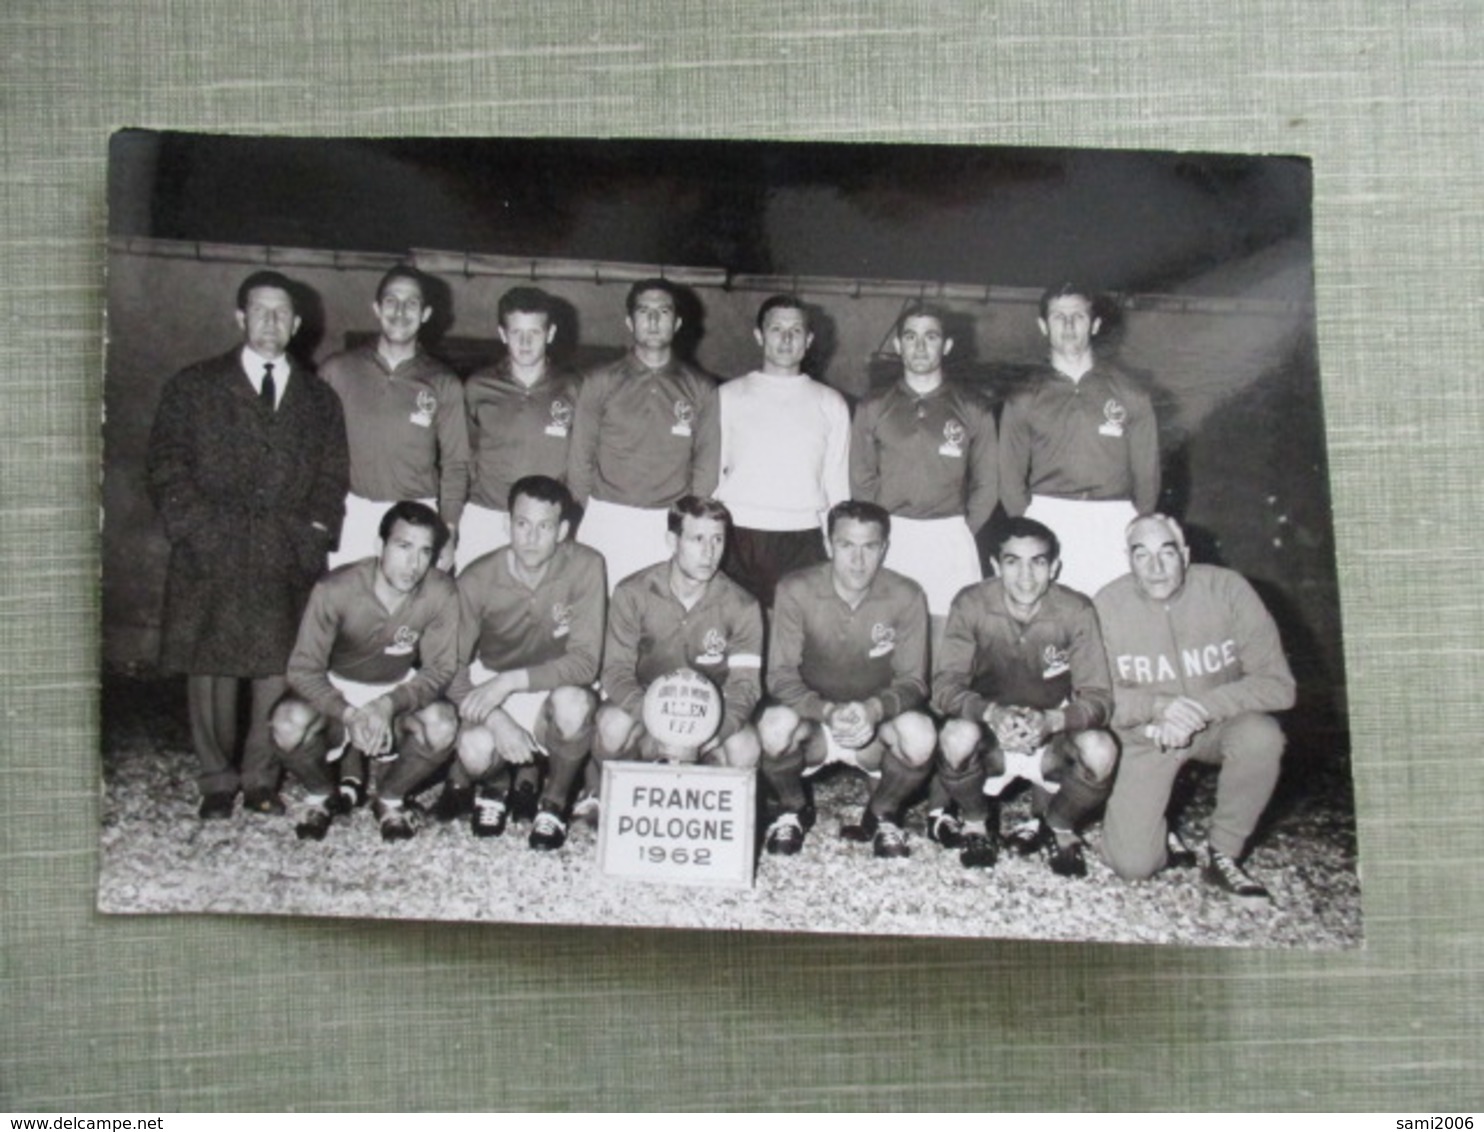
<box><xmin>641</xmin><ymin>667</ymin><xmax>724</xmax><ymax>754</ymax></box>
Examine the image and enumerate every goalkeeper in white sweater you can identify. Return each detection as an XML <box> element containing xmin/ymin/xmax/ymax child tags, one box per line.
<box><xmin>713</xmin><ymin>294</ymin><xmax>851</xmax><ymax>609</ymax></box>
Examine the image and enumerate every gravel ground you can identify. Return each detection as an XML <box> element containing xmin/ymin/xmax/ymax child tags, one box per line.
<box><xmin>96</xmin><ymin>675</ymin><xmax>1363</xmax><ymax>949</ymax></box>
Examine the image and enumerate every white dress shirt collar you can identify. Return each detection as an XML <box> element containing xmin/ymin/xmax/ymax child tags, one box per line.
<box><xmin>241</xmin><ymin>346</ymin><xmax>290</xmax><ymax>408</ymax></box>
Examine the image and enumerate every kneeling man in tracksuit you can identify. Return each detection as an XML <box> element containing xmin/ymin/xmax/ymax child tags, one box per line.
<box><xmin>1095</xmin><ymin>513</ymin><xmax>1295</xmax><ymax>898</ymax></box>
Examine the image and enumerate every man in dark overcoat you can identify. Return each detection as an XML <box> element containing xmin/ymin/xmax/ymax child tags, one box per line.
<box><xmin>147</xmin><ymin>270</ymin><xmax>349</xmax><ymax>818</ymax></box>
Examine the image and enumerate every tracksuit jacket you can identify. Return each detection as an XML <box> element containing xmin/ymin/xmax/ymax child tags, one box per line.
<box><xmin>1093</xmin><ymin>564</ymin><xmax>1296</xmax><ymax>739</ymax></box>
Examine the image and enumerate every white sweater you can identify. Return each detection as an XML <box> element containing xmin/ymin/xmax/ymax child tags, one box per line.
<box><xmin>714</xmin><ymin>370</ymin><xmax>851</xmax><ymax>531</ymax></box>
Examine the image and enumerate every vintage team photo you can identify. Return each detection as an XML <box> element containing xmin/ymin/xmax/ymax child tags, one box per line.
<box><xmin>98</xmin><ymin>132</ymin><xmax>1361</xmax><ymax>947</ymax></box>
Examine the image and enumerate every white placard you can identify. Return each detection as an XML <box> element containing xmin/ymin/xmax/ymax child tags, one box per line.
<box><xmin>597</xmin><ymin>761</ymin><xmax>756</xmax><ymax>889</ymax></box>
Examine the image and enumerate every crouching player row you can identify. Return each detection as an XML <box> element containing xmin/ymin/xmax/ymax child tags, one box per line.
<box><xmin>755</xmin><ymin>506</ymin><xmax>1112</xmax><ymax>876</ymax></box>
<box><xmin>269</xmin><ymin>480</ymin><xmax>604</xmax><ymax>848</ymax></box>
<box><xmin>446</xmin><ymin>492</ymin><xmax>766</xmax><ymax>842</ymax></box>
<box><xmin>923</xmin><ymin>511</ymin><xmax>1296</xmax><ymax>896</ymax></box>
<box><xmin>268</xmin><ymin>483</ymin><xmax>762</xmax><ymax>851</ymax></box>
<box><xmin>266</xmin><ymin>489</ymin><xmax>1293</xmax><ymax>900</ymax></box>
<box><xmin>756</xmin><ymin>506</ymin><xmax>1293</xmax><ymax>899</ymax></box>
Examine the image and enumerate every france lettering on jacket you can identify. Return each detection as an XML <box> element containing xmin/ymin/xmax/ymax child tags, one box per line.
<box><xmin>1115</xmin><ymin>638</ymin><xmax>1239</xmax><ymax>684</ymax></box>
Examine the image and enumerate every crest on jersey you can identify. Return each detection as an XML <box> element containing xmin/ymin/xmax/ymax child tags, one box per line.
<box><xmin>938</xmin><ymin>417</ymin><xmax>966</xmax><ymax>458</ymax></box>
<box><xmin>696</xmin><ymin>627</ymin><xmax>727</xmax><ymax>666</ymax></box>
<box><xmin>409</xmin><ymin>389</ymin><xmax>437</xmax><ymax>428</ymax></box>
<box><xmin>1098</xmin><ymin>398</ymin><xmax>1127</xmax><ymax>437</ymax></box>
<box><xmin>384</xmin><ymin>625</ymin><xmax>420</xmax><ymax>656</ymax></box>
<box><xmin>546</xmin><ymin>398</ymin><xmax>573</xmax><ymax>437</ymax></box>
<box><xmin>1042</xmin><ymin>643</ymin><xmax>1070</xmax><ymax>679</ymax></box>
<box><xmin>867</xmin><ymin>621</ymin><xmax>897</xmax><ymax>659</ymax></box>
<box><xmin>671</xmin><ymin>399</ymin><xmax>695</xmax><ymax>437</ymax></box>
<box><xmin>551</xmin><ymin>601</ymin><xmax>573</xmax><ymax>638</ymax></box>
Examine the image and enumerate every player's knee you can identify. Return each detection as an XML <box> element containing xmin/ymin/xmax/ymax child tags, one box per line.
<box><xmin>721</xmin><ymin>725</ymin><xmax>761</xmax><ymax>770</ymax></box>
<box><xmin>884</xmin><ymin>710</ymin><xmax>936</xmax><ymax>767</ymax></box>
<box><xmin>594</xmin><ymin>705</ymin><xmax>637</xmax><ymax>760</ymax></box>
<box><xmin>1225</xmin><ymin>712</ymin><xmax>1286</xmax><ymax>765</ymax></box>
<box><xmin>270</xmin><ymin>698</ymin><xmax>319</xmax><ymax>753</ymax></box>
<box><xmin>1074</xmin><ymin>730</ymin><xmax>1119</xmax><ymax>783</ymax></box>
<box><xmin>547</xmin><ymin>686</ymin><xmax>597</xmax><ymax>740</ymax></box>
<box><xmin>1105</xmin><ymin>837</ymin><xmax>1163</xmax><ymax>881</ymax></box>
<box><xmin>456</xmin><ymin>724</ymin><xmax>496</xmax><ymax>778</ymax></box>
<box><xmin>1102</xmin><ymin>807</ymin><xmax>1165</xmax><ymax>880</ymax></box>
<box><xmin>938</xmin><ymin>719</ymin><xmax>981</xmax><ymax>767</ymax></box>
<box><xmin>757</xmin><ymin>705</ymin><xmax>801</xmax><ymax>758</ymax></box>
<box><xmin>415</xmin><ymin>701</ymin><xmax>459</xmax><ymax>756</ymax></box>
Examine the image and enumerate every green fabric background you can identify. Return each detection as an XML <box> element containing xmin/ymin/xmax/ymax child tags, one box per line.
<box><xmin>2</xmin><ymin>0</ymin><xmax>1478</xmax><ymax>1112</ymax></box>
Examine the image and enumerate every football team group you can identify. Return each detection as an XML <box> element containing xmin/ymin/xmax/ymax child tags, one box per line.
<box><xmin>143</xmin><ymin>264</ymin><xmax>1294</xmax><ymax>901</ymax></box>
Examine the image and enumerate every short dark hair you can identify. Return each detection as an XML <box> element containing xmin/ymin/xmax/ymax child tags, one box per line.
<box><xmin>235</xmin><ymin>270</ymin><xmax>297</xmax><ymax>313</ymax></box>
<box><xmin>626</xmin><ymin>277</ymin><xmax>679</xmax><ymax>317</ymax></box>
<box><xmin>375</xmin><ymin>264</ymin><xmax>428</xmax><ymax>305</ymax></box>
<box><xmin>756</xmin><ymin>293</ymin><xmax>809</xmax><ymax>332</ymax></box>
<box><xmin>1038</xmin><ymin>281</ymin><xmax>1096</xmax><ymax>320</ymax></box>
<box><xmin>893</xmin><ymin>300</ymin><xmax>950</xmax><ymax>337</ymax></box>
<box><xmin>992</xmin><ymin>516</ymin><xmax>1060</xmax><ymax>564</ymax></box>
<box><xmin>826</xmin><ymin>500</ymin><xmax>891</xmax><ymax>542</ymax></box>
<box><xmin>667</xmin><ymin>495</ymin><xmax>732</xmax><ymax>535</ymax></box>
<box><xmin>378</xmin><ymin>500</ymin><xmax>450</xmax><ymax>559</ymax></box>
<box><xmin>497</xmin><ymin>286</ymin><xmax>554</xmax><ymax>326</ymax></box>
<box><xmin>507</xmin><ymin>473</ymin><xmax>573</xmax><ymax>520</ymax></box>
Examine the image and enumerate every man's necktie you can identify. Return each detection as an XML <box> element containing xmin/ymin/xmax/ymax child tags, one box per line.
<box><xmin>260</xmin><ymin>362</ymin><xmax>276</xmax><ymax>410</ymax></box>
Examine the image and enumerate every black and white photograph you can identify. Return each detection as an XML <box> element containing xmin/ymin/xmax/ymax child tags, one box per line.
<box><xmin>98</xmin><ymin>130</ymin><xmax>1360</xmax><ymax>949</ymax></box>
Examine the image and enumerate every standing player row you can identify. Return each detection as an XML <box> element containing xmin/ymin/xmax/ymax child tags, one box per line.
<box><xmin>312</xmin><ymin>267</ymin><xmax>1158</xmax><ymax>615</ymax></box>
